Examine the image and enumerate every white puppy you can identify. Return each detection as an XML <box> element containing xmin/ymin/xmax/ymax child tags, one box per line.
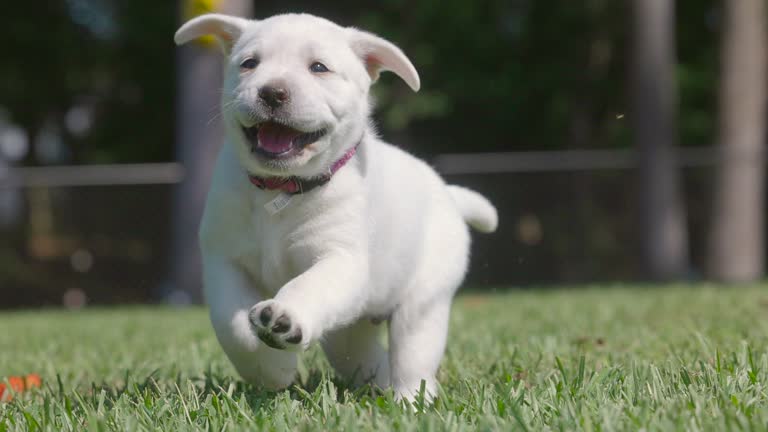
<box><xmin>175</xmin><ymin>13</ymin><xmax>497</xmax><ymax>402</ymax></box>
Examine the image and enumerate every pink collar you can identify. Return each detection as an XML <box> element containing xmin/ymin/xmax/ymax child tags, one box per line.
<box><xmin>248</xmin><ymin>144</ymin><xmax>359</xmax><ymax>195</ymax></box>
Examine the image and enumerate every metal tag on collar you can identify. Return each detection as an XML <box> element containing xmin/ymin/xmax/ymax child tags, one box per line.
<box><xmin>264</xmin><ymin>192</ymin><xmax>294</xmax><ymax>215</ymax></box>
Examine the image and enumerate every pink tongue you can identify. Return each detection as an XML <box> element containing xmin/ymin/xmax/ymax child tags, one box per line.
<box><xmin>257</xmin><ymin>123</ymin><xmax>302</xmax><ymax>153</ymax></box>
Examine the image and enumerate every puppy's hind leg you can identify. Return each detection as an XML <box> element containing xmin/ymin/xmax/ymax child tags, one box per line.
<box><xmin>388</xmin><ymin>300</ymin><xmax>452</xmax><ymax>403</ymax></box>
<box><xmin>321</xmin><ymin>320</ymin><xmax>390</xmax><ymax>389</ymax></box>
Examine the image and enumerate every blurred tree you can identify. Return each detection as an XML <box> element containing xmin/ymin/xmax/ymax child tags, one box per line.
<box><xmin>707</xmin><ymin>0</ymin><xmax>767</xmax><ymax>282</ymax></box>
<box><xmin>629</xmin><ymin>0</ymin><xmax>690</xmax><ymax>280</ymax></box>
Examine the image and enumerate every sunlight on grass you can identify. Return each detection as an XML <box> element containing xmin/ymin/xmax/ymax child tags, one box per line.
<box><xmin>0</xmin><ymin>284</ymin><xmax>767</xmax><ymax>430</ymax></box>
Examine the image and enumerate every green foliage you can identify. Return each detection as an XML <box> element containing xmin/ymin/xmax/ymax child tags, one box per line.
<box><xmin>1</xmin><ymin>284</ymin><xmax>767</xmax><ymax>430</ymax></box>
<box><xmin>0</xmin><ymin>1</ymin><xmax>175</xmax><ymax>164</ymax></box>
<box><xmin>363</xmin><ymin>0</ymin><xmax>720</xmax><ymax>154</ymax></box>
<box><xmin>0</xmin><ymin>1</ymin><xmax>721</xmax><ymax>165</ymax></box>
<box><xmin>677</xmin><ymin>0</ymin><xmax>720</xmax><ymax>147</ymax></box>
<box><xmin>356</xmin><ymin>0</ymin><xmax>628</xmax><ymax>154</ymax></box>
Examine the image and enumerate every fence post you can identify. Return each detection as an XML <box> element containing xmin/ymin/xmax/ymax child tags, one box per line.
<box><xmin>166</xmin><ymin>0</ymin><xmax>253</xmax><ymax>303</ymax></box>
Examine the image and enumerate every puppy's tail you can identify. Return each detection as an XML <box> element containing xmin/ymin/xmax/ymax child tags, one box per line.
<box><xmin>447</xmin><ymin>185</ymin><xmax>498</xmax><ymax>233</ymax></box>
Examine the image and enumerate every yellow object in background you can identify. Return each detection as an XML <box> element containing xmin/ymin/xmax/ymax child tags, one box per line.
<box><xmin>182</xmin><ymin>0</ymin><xmax>222</xmax><ymax>46</ymax></box>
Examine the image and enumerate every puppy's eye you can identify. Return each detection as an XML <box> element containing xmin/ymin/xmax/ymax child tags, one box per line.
<box><xmin>309</xmin><ymin>62</ymin><xmax>330</xmax><ymax>73</ymax></box>
<box><xmin>240</xmin><ymin>58</ymin><xmax>259</xmax><ymax>70</ymax></box>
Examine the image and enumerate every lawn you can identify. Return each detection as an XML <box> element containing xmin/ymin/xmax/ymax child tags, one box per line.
<box><xmin>0</xmin><ymin>284</ymin><xmax>767</xmax><ymax>431</ymax></box>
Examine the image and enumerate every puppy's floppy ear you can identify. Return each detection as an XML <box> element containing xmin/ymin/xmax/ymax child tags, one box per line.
<box><xmin>349</xmin><ymin>30</ymin><xmax>420</xmax><ymax>92</ymax></box>
<box><xmin>174</xmin><ymin>14</ymin><xmax>251</xmax><ymax>54</ymax></box>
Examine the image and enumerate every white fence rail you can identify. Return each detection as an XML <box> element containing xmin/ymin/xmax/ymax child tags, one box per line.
<box><xmin>0</xmin><ymin>147</ymin><xmax>719</xmax><ymax>187</ymax></box>
<box><xmin>434</xmin><ymin>147</ymin><xmax>718</xmax><ymax>175</ymax></box>
<box><xmin>0</xmin><ymin>163</ymin><xmax>185</xmax><ymax>188</ymax></box>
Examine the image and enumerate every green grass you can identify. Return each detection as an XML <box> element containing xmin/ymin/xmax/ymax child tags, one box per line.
<box><xmin>1</xmin><ymin>284</ymin><xmax>768</xmax><ymax>431</ymax></box>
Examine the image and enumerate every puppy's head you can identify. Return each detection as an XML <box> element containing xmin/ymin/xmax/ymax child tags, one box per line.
<box><xmin>175</xmin><ymin>13</ymin><xmax>419</xmax><ymax>178</ymax></box>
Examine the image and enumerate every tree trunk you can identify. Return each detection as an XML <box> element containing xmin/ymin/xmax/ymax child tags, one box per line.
<box><xmin>630</xmin><ymin>0</ymin><xmax>690</xmax><ymax>281</ymax></box>
<box><xmin>707</xmin><ymin>0</ymin><xmax>767</xmax><ymax>283</ymax></box>
<box><xmin>166</xmin><ymin>0</ymin><xmax>253</xmax><ymax>303</ymax></box>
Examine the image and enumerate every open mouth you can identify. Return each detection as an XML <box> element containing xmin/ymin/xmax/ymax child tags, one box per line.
<box><xmin>242</xmin><ymin>121</ymin><xmax>327</xmax><ymax>159</ymax></box>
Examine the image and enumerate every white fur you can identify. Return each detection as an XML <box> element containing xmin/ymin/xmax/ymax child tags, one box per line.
<box><xmin>175</xmin><ymin>13</ymin><xmax>497</xmax><ymax>402</ymax></box>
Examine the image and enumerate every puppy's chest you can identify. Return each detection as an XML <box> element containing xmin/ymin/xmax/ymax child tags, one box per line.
<box><xmin>237</xmin><ymin>210</ymin><xmax>312</xmax><ymax>294</ymax></box>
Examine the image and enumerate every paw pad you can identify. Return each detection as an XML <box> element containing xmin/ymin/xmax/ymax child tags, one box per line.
<box><xmin>248</xmin><ymin>301</ymin><xmax>304</xmax><ymax>350</ymax></box>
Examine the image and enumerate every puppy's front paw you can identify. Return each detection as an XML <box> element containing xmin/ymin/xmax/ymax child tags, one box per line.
<box><xmin>248</xmin><ymin>300</ymin><xmax>306</xmax><ymax>351</ymax></box>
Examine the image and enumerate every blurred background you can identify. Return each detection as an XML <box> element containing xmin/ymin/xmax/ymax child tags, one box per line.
<box><xmin>0</xmin><ymin>0</ymin><xmax>765</xmax><ymax>308</ymax></box>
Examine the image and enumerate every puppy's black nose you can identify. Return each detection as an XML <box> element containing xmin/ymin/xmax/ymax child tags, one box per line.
<box><xmin>258</xmin><ymin>85</ymin><xmax>289</xmax><ymax>108</ymax></box>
